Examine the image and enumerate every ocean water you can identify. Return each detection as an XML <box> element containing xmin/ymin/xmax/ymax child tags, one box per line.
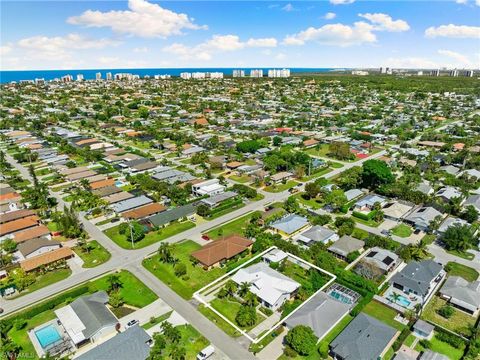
<box><xmin>0</xmin><ymin>67</ymin><xmax>345</xmax><ymax>83</ymax></box>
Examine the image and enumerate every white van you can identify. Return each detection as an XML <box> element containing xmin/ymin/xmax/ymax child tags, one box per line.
<box><xmin>197</xmin><ymin>345</ymin><xmax>215</xmax><ymax>360</ymax></box>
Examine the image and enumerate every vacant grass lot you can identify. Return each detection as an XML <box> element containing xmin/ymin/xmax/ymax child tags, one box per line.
<box><xmin>422</xmin><ymin>296</ymin><xmax>475</xmax><ymax>337</ymax></box>
<box><xmin>391</xmin><ymin>223</ymin><xmax>413</xmax><ymax>238</ymax></box>
<box><xmin>73</xmin><ymin>240</ymin><xmax>111</xmax><ymax>268</ymax></box>
<box><xmin>446</xmin><ymin>262</ymin><xmax>479</xmax><ymax>282</ymax></box>
<box><xmin>9</xmin><ymin>268</ymin><xmax>72</xmax><ymax>299</ymax></box>
<box><xmin>294</xmin><ymin>193</ymin><xmax>325</xmax><ymax>210</ymax></box>
<box><xmin>362</xmin><ymin>300</ymin><xmax>405</xmax><ymax>331</ymax></box>
<box><xmin>206</xmin><ymin>211</ymin><xmax>261</xmax><ymax>239</ymax></box>
<box><xmin>264</xmin><ymin>180</ymin><xmax>299</xmax><ymax>193</ymax></box>
<box><xmin>198</xmin><ymin>305</ymin><xmax>242</xmax><ymax>337</ymax></box>
<box><xmin>229</xmin><ymin>174</ymin><xmax>251</xmax><ymax>183</ymax></box>
<box><xmin>415</xmin><ymin>333</ymin><xmax>465</xmax><ymax>360</ymax></box>
<box><xmin>104</xmin><ymin>220</ymin><xmax>195</xmax><ymax>249</ymax></box>
<box><xmin>143</xmin><ymin>240</ymin><xmax>226</xmax><ymax>299</ymax></box>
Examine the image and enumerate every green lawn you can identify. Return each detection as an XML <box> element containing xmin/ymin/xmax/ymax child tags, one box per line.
<box><xmin>198</xmin><ymin>305</ymin><xmax>242</xmax><ymax>337</ymax></box>
<box><xmin>446</xmin><ymin>249</ymin><xmax>475</xmax><ymax>260</ymax></box>
<box><xmin>142</xmin><ymin>310</ymin><xmax>173</xmax><ymax>330</ymax></box>
<box><xmin>211</xmin><ymin>298</ymin><xmax>242</xmax><ymax>323</ymax></box>
<box><xmin>89</xmin><ymin>270</ymin><xmax>158</xmax><ymax>308</ymax></box>
<box><xmin>391</xmin><ymin>224</ymin><xmax>413</xmax><ymax>238</ymax></box>
<box><xmin>445</xmin><ymin>262</ymin><xmax>479</xmax><ymax>282</ymax></box>
<box><xmin>176</xmin><ymin>324</ymin><xmax>210</xmax><ymax>359</ymax></box>
<box><xmin>142</xmin><ymin>240</ymin><xmax>227</xmax><ymax>299</ymax></box>
<box><xmin>104</xmin><ymin>221</ymin><xmax>195</xmax><ymax>249</ymax></box>
<box><xmin>362</xmin><ymin>300</ymin><xmax>405</xmax><ymax>331</ymax></box>
<box><xmin>352</xmin><ymin>215</ymin><xmax>381</xmax><ymax>228</ymax></box>
<box><xmin>207</xmin><ymin>202</ymin><xmax>246</xmax><ymax>220</ymax></box>
<box><xmin>46</xmin><ymin>221</ymin><xmax>60</xmax><ymax>232</ymax></box>
<box><xmin>352</xmin><ymin>227</ymin><xmax>369</xmax><ymax>240</ymax></box>
<box><xmin>74</xmin><ymin>240</ymin><xmax>111</xmax><ymax>268</ymax></box>
<box><xmin>264</xmin><ymin>180</ymin><xmax>299</xmax><ymax>193</ymax></box>
<box><xmin>421</xmin><ymin>296</ymin><xmax>475</xmax><ymax>337</ymax></box>
<box><xmin>294</xmin><ymin>193</ymin><xmax>325</xmax><ymax>210</ymax></box>
<box><xmin>9</xmin><ymin>268</ymin><xmax>72</xmax><ymax>299</ymax></box>
<box><xmin>383</xmin><ymin>347</ymin><xmax>395</xmax><ymax>360</ymax></box>
<box><xmin>300</xmin><ymin>167</ymin><xmax>333</xmax><ymax>182</ymax></box>
<box><xmin>206</xmin><ymin>211</ymin><xmax>261</xmax><ymax>239</ymax></box>
<box><xmin>230</xmin><ymin>174</ymin><xmax>251</xmax><ymax>183</ymax></box>
<box><xmin>415</xmin><ymin>333</ymin><xmax>465</xmax><ymax>360</ymax></box>
<box><xmin>405</xmin><ymin>333</ymin><xmax>417</xmax><ymax>347</ymax></box>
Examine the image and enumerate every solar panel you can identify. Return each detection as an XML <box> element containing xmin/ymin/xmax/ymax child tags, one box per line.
<box><xmin>383</xmin><ymin>256</ymin><xmax>394</xmax><ymax>265</ymax></box>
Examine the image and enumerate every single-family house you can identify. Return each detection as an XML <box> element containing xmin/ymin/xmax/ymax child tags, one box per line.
<box><xmin>75</xmin><ymin>325</ymin><xmax>152</xmax><ymax>360</ymax></box>
<box><xmin>17</xmin><ymin>237</ymin><xmax>61</xmax><ymax>259</ymax></box>
<box><xmin>354</xmin><ymin>194</ymin><xmax>387</xmax><ymax>212</ymax></box>
<box><xmin>192</xmin><ymin>179</ymin><xmax>225</xmax><ymax>197</ymax></box>
<box><xmin>435</xmin><ymin>186</ymin><xmax>463</xmax><ymax>203</ymax></box>
<box><xmin>54</xmin><ymin>291</ymin><xmax>118</xmax><ymax>345</ymax></box>
<box><xmin>363</xmin><ymin>247</ymin><xmax>399</xmax><ymax>273</ymax></box>
<box><xmin>284</xmin><ymin>291</ymin><xmax>351</xmax><ymax>340</ymax></box>
<box><xmin>231</xmin><ymin>262</ymin><xmax>300</xmax><ymax>310</ymax></box>
<box><xmin>20</xmin><ymin>247</ymin><xmax>74</xmax><ymax>272</ymax></box>
<box><xmin>111</xmin><ymin>195</ymin><xmax>153</xmax><ymax>214</ymax></box>
<box><xmin>270</xmin><ymin>214</ymin><xmax>310</xmax><ymax>238</ymax></box>
<box><xmin>328</xmin><ymin>235</ymin><xmax>365</xmax><ymax>261</ymax></box>
<box><xmin>412</xmin><ymin>319</ymin><xmax>434</xmax><ymax>340</ymax></box>
<box><xmin>439</xmin><ymin>276</ymin><xmax>480</xmax><ymax>316</ymax></box>
<box><xmin>270</xmin><ymin>171</ymin><xmax>294</xmax><ymax>184</ymax></box>
<box><xmin>329</xmin><ymin>313</ymin><xmax>398</xmax><ymax>360</ymax></box>
<box><xmin>191</xmin><ymin>234</ymin><xmax>253</xmax><ymax>269</ymax></box>
<box><xmin>464</xmin><ymin>194</ymin><xmax>480</xmax><ymax>213</ymax></box>
<box><xmin>389</xmin><ymin>260</ymin><xmax>444</xmax><ymax>301</ymax></box>
<box><xmin>404</xmin><ymin>207</ymin><xmax>443</xmax><ymax>231</ymax></box>
<box><xmin>295</xmin><ymin>225</ymin><xmax>339</xmax><ymax>246</ymax></box>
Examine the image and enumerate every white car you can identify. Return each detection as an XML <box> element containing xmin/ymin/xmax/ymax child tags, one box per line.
<box><xmin>197</xmin><ymin>345</ymin><xmax>215</xmax><ymax>360</ymax></box>
<box><xmin>125</xmin><ymin>319</ymin><xmax>139</xmax><ymax>329</ymax></box>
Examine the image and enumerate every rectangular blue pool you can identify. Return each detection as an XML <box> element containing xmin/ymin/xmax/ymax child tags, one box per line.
<box><xmin>35</xmin><ymin>324</ymin><xmax>62</xmax><ymax>349</ymax></box>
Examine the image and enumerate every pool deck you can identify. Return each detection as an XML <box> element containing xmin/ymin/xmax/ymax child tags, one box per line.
<box><xmin>29</xmin><ymin>319</ymin><xmax>74</xmax><ymax>358</ymax></box>
<box><xmin>384</xmin><ymin>286</ymin><xmax>422</xmax><ymax>310</ymax></box>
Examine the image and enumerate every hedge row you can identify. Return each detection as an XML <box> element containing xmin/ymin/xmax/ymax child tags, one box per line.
<box><xmin>210</xmin><ymin>198</ymin><xmax>243</xmax><ymax>215</ymax></box>
<box><xmin>352</xmin><ymin>210</ymin><xmax>376</xmax><ymax>221</ymax></box>
<box><xmin>393</xmin><ymin>327</ymin><xmax>412</xmax><ymax>351</ymax></box>
<box><xmin>5</xmin><ymin>285</ymin><xmax>90</xmax><ymax>324</ymax></box>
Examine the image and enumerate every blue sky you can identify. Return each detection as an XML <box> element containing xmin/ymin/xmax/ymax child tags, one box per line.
<box><xmin>1</xmin><ymin>0</ymin><xmax>479</xmax><ymax>70</ymax></box>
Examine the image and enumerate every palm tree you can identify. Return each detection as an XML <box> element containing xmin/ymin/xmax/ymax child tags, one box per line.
<box><xmin>158</xmin><ymin>243</ymin><xmax>175</xmax><ymax>264</ymax></box>
<box><xmin>224</xmin><ymin>280</ymin><xmax>238</xmax><ymax>298</ymax></box>
<box><xmin>238</xmin><ymin>282</ymin><xmax>250</xmax><ymax>298</ymax></box>
<box><xmin>243</xmin><ymin>291</ymin><xmax>258</xmax><ymax>307</ymax></box>
<box><xmin>107</xmin><ymin>274</ymin><xmax>123</xmax><ymax>293</ymax></box>
<box><xmin>410</xmin><ymin>239</ymin><xmax>429</xmax><ymax>260</ymax></box>
<box><xmin>390</xmin><ymin>291</ymin><xmax>401</xmax><ymax>305</ymax></box>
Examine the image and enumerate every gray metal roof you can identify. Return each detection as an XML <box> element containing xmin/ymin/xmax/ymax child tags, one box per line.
<box><xmin>200</xmin><ymin>191</ymin><xmax>237</xmax><ymax>207</ymax></box>
<box><xmin>270</xmin><ymin>214</ymin><xmax>309</xmax><ymax>235</ymax></box>
<box><xmin>76</xmin><ymin>325</ymin><xmax>151</xmax><ymax>360</ymax></box>
<box><xmin>148</xmin><ymin>203</ymin><xmax>195</xmax><ymax>227</ymax></box>
<box><xmin>420</xmin><ymin>350</ymin><xmax>450</xmax><ymax>360</ymax></box>
<box><xmin>328</xmin><ymin>235</ymin><xmax>365</xmax><ymax>257</ymax></box>
<box><xmin>285</xmin><ymin>291</ymin><xmax>350</xmax><ymax>339</ymax></box>
<box><xmin>70</xmin><ymin>291</ymin><xmax>118</xmax><ymax>339</ymax></box>
<box><xmin>297</xmin><ymin>225</ymin><xmax>336</xmax><ymax>244</ymax></box>
<box><xmin>413</xmin><ymin>319</ymin><xmax>434</xmax><ymax>335</ymax></box>
<box><xmin>440</xmin><ymin>276</ymin><xmax>480</xmax><ymax>310</ymax></box>
<box><xmin>17</xmin><ymin>237</ymin><xmax>60</xmax><ymax>257</ymax></box>
<box><xmin>330</xmin><ymin>313</ymin><xmax>397</xmax><ymax>360</ymax></box>
<box><xmin>112</xmin><ymin>195</ymin><xmax>153</xmax><ymax>213</ymax></box>
<box><xmin>390</xmin><ymin>260</ymin><xmax>443</xmax><ymax>297</ymax></box>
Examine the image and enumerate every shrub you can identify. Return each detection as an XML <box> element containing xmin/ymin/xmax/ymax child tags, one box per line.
<box><xmin>285</xmin><ymin>325</ymin><xmax>318</xmax><ymax>356</ymax></box>
<box><xmin>393</xmin><ymin>327</ymin><xmax>411</xmax><ymax>351</ymax></box>
<box><xmin>436</xmin><ymin>330</ymin><xmax>465</xmax><ymax>349</ymax></box>
<box><xmin>14</xmin><ymin>319</ymin><xmax>27</xmax><ymax>330</ymax></box>
<box><xmin>174</xmin><ymin>263</ymin><xmax>187</xmax><ymax>277</ymax></box>
<box><xmin>437</xmin><ymin>305</ymin><xmax>454</xmax><ymax>319</ymax></box>
<box><xmin>283</xmin><ymin>346</ymin><xmax>298</xmax><ymax>358</ymax></box>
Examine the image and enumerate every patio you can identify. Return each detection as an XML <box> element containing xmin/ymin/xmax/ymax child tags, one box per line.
<box><xmin>384</xmin><ymin>285</ymin><xmax>422</xmax><ymax>310</ymax></box>
<box><xmin>28</xmin><ymin>319</ymin><xmax>74</xmax><ymax>358</ymax></box>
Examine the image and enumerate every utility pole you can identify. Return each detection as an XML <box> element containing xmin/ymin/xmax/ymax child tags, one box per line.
<box><xmin>129</xmin><ymin>219</ymin><xmax>134</xmax><ymax>248</ymax></box>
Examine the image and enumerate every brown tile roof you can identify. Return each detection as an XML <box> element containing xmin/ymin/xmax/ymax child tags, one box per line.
<box><xmin>226</xmin><ymin>161</ymin><xmax>243</xmax><ymax>169</ymax></box>
<box><xmin>191</xmin><ymin>235</ymin><xmax>253</xmax><ymax>267</ymax></box>
<box><xmin>303</xmin><ymin>139</ymin><xmax>319</xmax><ymax>147</ymax></box>
<box><xmin>66</xmin><ymin>170</ymin><xmax>97</xmax><ymax>181</ymax></box>
<box><xmin>57</xmin><ymin>166</ymin><xmax>90</xmax><ymax>176</ymax></box>
<box><xmin>90</xmin><ymin>178</ymin><xmax>115</xmax><ymax>190</ymax></box>
<box><xmin>75</xmin><ymin>138</ymin><xmax>98</xmax><ymax>146</ymax></box>
<box><xmin>14</xmin><ymin>225</ymin><xmax>51</xmax><ymax>243</ymax></box>
<box><xmin>20</xmin><ymin>247</ymin><xmax>74</xmax><ymax>272</ymax></box>
<box><xmin>0</xmin><ymin>192</ymin><xmax>21</xmax><ymax>201</ymax></box>
<box><xmin>0</xmin><ymin>209</ymin><xmax>36</xmax><ymax>224</ymax></box>
<box><xmin>122</xmin><ymin>203</ymin><xmax>166</xmax><ymax>219</ymax></box>
<box><xmin>102</xmin><ymin>191</ymin><xmax>134</xmax><ymax>204</ymax></box>
<box><xmin>0</xmin><ymin>215</ymin><xmax>39</xmax><ymax>236</ymax></box>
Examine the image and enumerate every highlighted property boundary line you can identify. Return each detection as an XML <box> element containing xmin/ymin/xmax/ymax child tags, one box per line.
<box><xmin>193</xmin><ymin>246</ymin><xmax>336</xmax><ymax>344</ymax></box>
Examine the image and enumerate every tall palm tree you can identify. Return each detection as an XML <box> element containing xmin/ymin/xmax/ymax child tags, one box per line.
<box><xmin>390</xmin><ymin>292</ymin><xmax>401</xmax><ymax>305</ymax></box>
<box><xmin>107</xmin><ymin>274</ymin><xmax>123</xmax><ymax>293</ymax></box>
<box><xmin>244</xmin><ymin>291</ymin><xmax>258</xmax><ymax>307</ymax></box>
<box><xmin>238</xmin><ymin>282</ymin><xmax>250</xmax><ymax>298</ymax></box>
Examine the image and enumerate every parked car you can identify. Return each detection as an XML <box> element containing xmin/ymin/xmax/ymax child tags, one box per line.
<box><xmin>201</xmin><ymin>234</ymin><xmax>210</xmax><ymax>240</ymax></box>
<box><xmin>381</xmin><ymin>229</ymin><xmax>391</xmax><ymax>236</ymax></box>
<box><xmin>125</xmin><ymin>319</ymin><xmax>139</xmax><ymax>329</ymax></box>
<box><xmin>197</xmin><ymin>345</ymin><xmax>215</xmax><ymax>360</ymax></box>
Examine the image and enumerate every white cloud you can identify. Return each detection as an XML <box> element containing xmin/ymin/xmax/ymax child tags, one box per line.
<box><xmin>456</xmin><ymin>0</ymin><xmax>468</xmax><ymax>4</ymax></box>
<box><xmin>323</xmin><ymin>12</ymin><xmax>337</xmax><ymax>20</ymax></box>
<box><xmin>477</xmin><ymin>0</ymin><xmax>480</xmax><ymax>6</ymax></box>
<box><xmin>67</xmin><ymin>0</ymin><xmax>206</xmax><ymax>38</ymax></box>
<box><xmin>275</xmin><ymin>52</ymin><xmax>287</xmax><ymax>60</ymax></box>
<box><xmin>163</xmin><ymin>34</ymin><xmax>277</xmax><ymax>60</ymax></box>
<box><xmin>17</xmin><ymin>33</ymin><xmax>119</xmax><ymax>59</ymax></box>
<box><xmin>283</xmin><ymin>21</ymin><xmax>376</xmax><ymax>47</ymax></box>
<box><xmin>330</xmin><ymin>0</ymin><xmax>355</xmax><ymax>4</ymax></box>
<box><xmin>358</xmin><ymin>13</ymin><xmax>410</xmax><ymax>32</ymax></box>
<box><xmin>437</xmin><ymin>49</ymin><xmax>473</xmax><ymax>66</ymax></box>
<box><xmin>282</xmin><ymin>3</ymin><xmax>296</xmax><ymax>12</ymax></box>
<box><xmin>425</xmin><ymin>24</ymin><xmax>480</xmax><ymax>38</ymax></box>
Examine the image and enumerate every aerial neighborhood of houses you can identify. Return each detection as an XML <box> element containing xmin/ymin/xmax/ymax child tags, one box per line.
<box><xmin>0</xmin><ymin>72</ymin><xmax>479</xmax><ymax>360</ymax></box>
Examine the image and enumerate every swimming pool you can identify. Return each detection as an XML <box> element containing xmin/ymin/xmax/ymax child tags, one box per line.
<box><xmin>115</xmin><ymin>180</ymin><xmax>123</xmax><ymax>187</ymax></box>
<box><xmin>329</xmin><ymin>290</ymin><xmax>354</xmax><ymax>305</ymax></box>
<box><xmin>35</xmin><ymin>324</ymin><xmax>62</xmax><ymax>349</ymax></box>
<box><xmin>391</xmin><ymin>294</ymin><xmax>411</xmax><ymax>308</ymax></box>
